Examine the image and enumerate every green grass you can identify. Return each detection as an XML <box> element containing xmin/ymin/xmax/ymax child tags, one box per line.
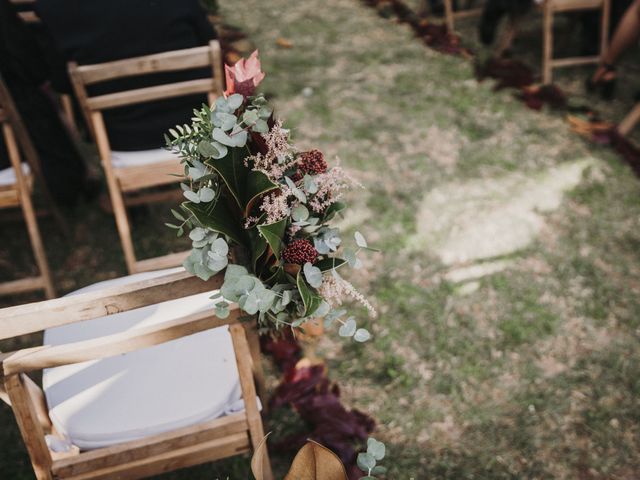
<box><xmin>2</xmin><ymin>0</ymin><xmax>640</xmax><ymax>478</ymax></box>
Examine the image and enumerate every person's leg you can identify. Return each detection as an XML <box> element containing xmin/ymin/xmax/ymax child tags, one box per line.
<box><xmin>10</xmin><ymin>83</ymin><xmax>88</xmax><ymax>207</ymax></box>
<box><xmin>592</xmin><ymin>0</ymin><xmax>640</xmax><ymax>83</ymax></box>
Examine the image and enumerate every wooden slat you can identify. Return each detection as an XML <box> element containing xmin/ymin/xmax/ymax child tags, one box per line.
<box><xmin>5</xmin><ymin>375</ymin><xmax>53</xmax><ymax>479</ymax></box>
<box><xmin>63</xmin><ymin>432</ymin><xmax>250</xmax><ymax>480</ymax></box>
<box><xmin>87</xmin><ymin>78</ymin><xmax>214</xmax><ymax>110</ymax></box>
<box><xmin>53</xmin><ymin>413</ymin><xmax>248</xmax><ymax>478</ymax></box>
<box><xmin>0</xmin><ymin>187</ymin><xmax>20</xmax><ymax>208</ymax></box>
<box><xmin>1</xmin><ymin>306</ymin><xmax>239</xmax><ymax>376</ymax></box>
<box><xmin>550</xmin><ymin>55</ymin><xmax>600</xmax><ymax>67</ymax></box>
<box><xmin>115</xmin><ymin>159</ymin><xmax>183</xmax><ymax>192</ymax></box>
<box><xmin>77</xmin><ymin>46</ymin><xmax>213</xmax><ymax>85</ymax></box>
<box><xmin>0</xmin><ymin>271</ymin><xmax>222</xmax><ymax>340</ymax></box>
<box><xmin>134</xmin><ymin>251</ymin><xmax>190</xmax><ymax>273</ymax></box>
<box><xmin>17</xmin><ymin>11</ymin><xmax>40</xmax><ymax>23</ymax></box>
<box><xmin>549</xmin><ymin>0</ymin><xmax>603</xmax><ymax>11</ymax></box>
<box><xmin>0</xmin><ymin>276</ymin><xmax>44</xmax><ymax>297</ymax></box>
<box><xmin>452</xmin><ymin>7</ymin><xmax>483</xmax><ymax>19</ymax></box>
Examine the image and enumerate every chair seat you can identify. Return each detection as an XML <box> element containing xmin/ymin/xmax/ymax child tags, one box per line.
<box><xmin>110</xmin><ymin>149</ymin><xmax>177</xmax><ymax>169</ymax></box>
<box><xmin>0</xmin><ymin>163</ymin><xmax>29</xmax><ymax>187</ymax></box>
<box><xmin>43</xmin><ymin>268</ymin><xmax>243</xmax><ymax>450</ymax></box>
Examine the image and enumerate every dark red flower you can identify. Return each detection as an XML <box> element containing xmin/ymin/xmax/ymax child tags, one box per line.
<box><xmin>298</xmin><ymin>150</ymin><xmax>328</xmax><ymax>175</ymax></box>
<box><xmin>282</xmin><ymin>239</ymin><xmax>318</xmax><ymax>265</ymax></box>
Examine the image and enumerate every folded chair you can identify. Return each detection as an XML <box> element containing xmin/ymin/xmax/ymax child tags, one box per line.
<box><xmin>0</xmin><ymin>268</ymin><xmax>273</xmax><ymax>480</ymax></box>
<box><xmin>542</xmin><ymin>0</ymin><xmax>611</xmax><ymax>84</ymax></box>
<box><xmin>68</xmin><ymin>41</ymin><xmax>225</xmax><ymax>274</ymax></box>
<box><xmin>0</xmin><ymin>81</ymin><xmax>55</xmax><ymax>300</ymax></box>
<box><xmin>10</xmin><ymin>0</ymin><xmax>40</xmax><ymax>24</ymax></box>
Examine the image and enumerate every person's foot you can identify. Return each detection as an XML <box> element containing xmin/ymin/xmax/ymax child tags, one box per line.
<box><xmin>586</xmin><ymin>64</ymin><xmax>617</xmax><ymax>100</ymax></box>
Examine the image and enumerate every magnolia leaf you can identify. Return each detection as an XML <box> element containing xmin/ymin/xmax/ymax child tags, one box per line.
<box><xmin>315</xmin><ymin>258</ymin><xmax>347</xmax><ymax>272</ymax></box>
<box><xmin>184</xmin><ymin>200</ymin><xmax>247</xmax><ymax>247</ymax></box>
<box><xmin>257</xmin><ymin>218</ymin><xmax>287</xmax><ymax>260</ymax></box>
<box><xmin>338</xmin><ymin>318</ymin><xmax>357</xmax><ymax>337</ymax></box>
<box><xmin>303</xmin><ymin>262</ymin><xmax>323</xmax><ymax>288</ymax></box>
<box><xmin>250</xmin><ymin>434</ymin><xmax>271</xmax><ymax>480</ymax></box>
<box><xmin>354</xmin><ymin>328</ymin><xmax>371</xmax><ymax>342</ymax></box>
<box><xmin>297</xmin><ymin>271</ymin><xmax>323</xmax><ymax>317</ymax></box>
<box><xmin>283</xmin><ymin>440</ymin><xmax>348</xmax><ymax>480</ymax></box>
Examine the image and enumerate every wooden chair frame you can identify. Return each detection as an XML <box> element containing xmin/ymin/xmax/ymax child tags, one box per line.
<box><xmin>0</xmin><ymin>91</ymin><xmax>55</xmax><ymax>299</ymax></box>
<box><xmin>0</xmin><ymin>270</ymin><xmax>273</xmax><ymax>480</ymax></box>
<box><xmin>542</xmin><ymin>0</ymin><xmax>611</xmax><ymax>84</ymax></box>
<box><xmin>444</xmin><ymin>0</ymin><xmax>484</xmax><ymax>33</ymax></box>
<box><xmin>68</xmin><ymin>41</ymin><xmax>225</xmax><ymax>274</ymax></box>
<box><xmin>618</xmin><ymin>102</ymin><xmax>640</xmax><ymax>136</ymax></box>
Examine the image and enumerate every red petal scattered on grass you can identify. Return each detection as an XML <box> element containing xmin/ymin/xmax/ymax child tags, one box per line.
<box><xmin>263</xmin><ymin>334</ymin><xmax>375</xmax><ymax>480</ymax></box>
<box><xmin>475</xmin><ymin>56</ymin><xmax>535</xmax><ymax>90</ymax></box>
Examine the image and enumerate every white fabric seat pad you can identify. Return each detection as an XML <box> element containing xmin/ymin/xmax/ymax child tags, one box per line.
<box><xmin>110</xmin><ymin>149</ymin><xmax>177</xmax><ymax>169</ymax></box>
<box><xmin>43</xmin><ymin>268</ymin><xmax>241</xmax><ymax>450</ymax></box>
<box><xmin>0</xmin><ymin>163</ymin><xmax>30</xmax><ymax>187</ymax></box>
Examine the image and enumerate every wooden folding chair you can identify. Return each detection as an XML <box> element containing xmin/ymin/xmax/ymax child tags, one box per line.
<box><xmin>68</xmin><ymin>41</ymin><xmax>225</xmax><ymax>274</ymax></box>
<box><xmin>0</xmin><ymin>89</ymin><xmax>55</xmax><ymax>300</ymax></box>
<box><xmin>0</xmin><ymin>269</ymin><xmax>273</xmax><ymax>480</ymax></box>
<box><xmin>618</xmin><ymin>103</ymin><xmax>640</xmax><ymax>136</ymax></box>
<box><xmin>444</xmin><ymin>0</ymin><xmax>484</xmax><ymax>33</ymax></box>
<box><xmin>542</xmin><ymin>0</ymin><xmax>611</xmax><ymax>84</ymax></box>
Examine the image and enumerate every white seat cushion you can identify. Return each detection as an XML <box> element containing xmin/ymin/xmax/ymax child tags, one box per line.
<box><xmin>110</xmin><ymin>149</ymin><xmax>177</xmax><ymax>169</ymax></box>
<box><xmin>43</xmin><ymin>268</ymin><xmax>243</xmax><ymax>450</ymax></box>
<box><xmin>0</xmin><ymin>163</ymin><xmax>29</xmax><ymax>187</ymax></box>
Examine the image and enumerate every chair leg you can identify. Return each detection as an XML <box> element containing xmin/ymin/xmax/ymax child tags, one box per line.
<box><xmin>242</xmin><ymin>321</ymin><xmax>268</xmax><ymax>412</ymax></box>
<box><xmin>2</xmin><ymin>124</ymin><xmax>55</xmax><ymax>299</ymax></box>
<box><xmin>600</xmin><ymin>0</ymin><xmax>611</xmax><ymax>57</ymax></box>
<box><xmin>618</xmin><ymin>102</ymin><xmax>640</xmax><ymax>136</ymax></box>
<box><xmin>543</xmin><ymin>4</ymin><xmax>554</xmax><ymax>84</ymax></box>
<box><xmin>444</xmin><ymin>0</ymin><xmax>455</xmax><ymax>32</ymax></box>
<box><xmin>91</xmin><ymin>112</ymin><xmax>137</xmax><ymax>273</ymax></box>
<box><xmin>229</xmin><ymin>323</ymin><xmax>274</xmax><ymax>480</ymax></box>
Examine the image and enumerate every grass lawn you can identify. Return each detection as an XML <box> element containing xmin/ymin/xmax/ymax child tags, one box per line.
<box><xmin>2</xmin><ymin>0</ymin><xmax>640</xmax><ymax>478</ymax></box>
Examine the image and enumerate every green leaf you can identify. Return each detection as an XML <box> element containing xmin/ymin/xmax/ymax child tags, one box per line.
<box><xmin>292</xmin><ymin>204</ymin><xmax>309</xmax><ymax>222</ymax></box>
<box><xmin>206</xmin><ymin>147</ymin><xmax>278</xmax><ymax>214</ymax></box>
<box><xmin>357</xmin><ymin>452</ymin><xmax>376</xmax><ymax>472</ymax></box>
<box><xmin>184</xmin><ymin>200</ymin><xmax>247</xmax><ymax>247</ymax></box>
<box><xmin>323</xmin><ymin>201</ymin><xmax>346</xmax><ymax>220</ymax></box>
<box><xmin>303</xmin><ymin>262</ymin><xmax>323</xmax><ymax>288</ymax></box>
<box><xmin>315</xmin><ymin>258</ymin><xmax>347</xmax><ymax>272</ymax></box>
<box><xmin>367</xmin><ymin>438</ymin><xmax>386</xmax><ymax>460</ymax></box>
<box><xmin>354</xmin><ymin>328</ymin><xmax>371</xmax><ymax>342</ymax></box>
<box><xmin>247</xmin><ymin>225</ymin><xmax>268</xmax><ymax>272</ymax></box>
<box><xmin>227</xmin><ymin>93</ymin><xmax>243</xmax><ymax>110</ymax></box>
<box><xmin>339</xmin><ymin>317</ymin><xmax>357</xmax><ymax>337</ymax></box>
<box><xmin>296</xmin><ymin>271</ymin><xmax>323</xmax><ymax>317</ymax></box>
<box><xmin>257</xmin><ymin>218</ymin><xmax>287</xmax><ymax>260</ymax></box>
<box><xmin>355</xmin><ymin>231</ymin><xmax>368</xmax><ymax>248</ymax></box>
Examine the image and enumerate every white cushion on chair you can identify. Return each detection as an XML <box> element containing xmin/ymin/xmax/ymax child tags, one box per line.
<box><xmin>110</xmin><ymin>149</ymin><xmax>177</xmax><ymax>169</ymax></box>
<box><xmin>0</xmin><ymin>163</ymin><xmax>29</xmax><ymax>186</ymax></box>
<box><xmin>42</xmin><ymin>268</ymin><xmax>244</xmax><ymax>450</ymax></box>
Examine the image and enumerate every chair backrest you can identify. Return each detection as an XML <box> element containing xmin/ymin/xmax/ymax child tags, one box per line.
<box><xmin>69</xmin><ymin>40</ymin><xmax>224</xmax><ymax>140</ymax></box>
<box><xmin>0</xmin><ymin>270</ymin><xmax>272</xmax><ymax>479</ymax></box>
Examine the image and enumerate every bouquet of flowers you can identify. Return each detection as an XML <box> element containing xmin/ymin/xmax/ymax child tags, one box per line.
<box><xmin>165</xmin><ymin>51</ymin><xmax>377</xmax><ymax>341</ymax></box>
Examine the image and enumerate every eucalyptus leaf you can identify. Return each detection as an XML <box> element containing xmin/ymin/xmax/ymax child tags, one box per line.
<box><xmin>291</xmin><ymin>204</ymin><xmax>309</xmax><ymax>222</ymax></box>
<box><xmin>357</xmin><ymin>452</ymin><xmax>376</xmax><ymax>471</ymax></box>
<box><xmin>367</xmin><ymin>438</ymin><xmax>386</xmax><ymax>460</ymax></box>
<box><xmin>227</xmin><ymin>93</ymin><xmax>243</xmax><ymax>110</ymax></box>
<box><xmin>303</xmin><ymin>262</ymin><xmax>323</xmax><ymax>288</ymax></box>
<box><xmin>183</xmin><ymin>190</ymin><xmax>200</xmax><ymax>203</ymax></box>
<box><xmin>355</xmin><ymin>231</ymin><xmax>368</xmax><ymax>248</ymax></box>
<box><xmin>198</xmin><ymin>187</ymin><xmax>215</xmax><ymax>203</ymax></box>
<box><xmin>354</xmin><ymin>328</ymin><xmax>371</xmax><ymax>342</ymax></box>
<box><xmin>338</xmin><ymin>318</ymin><xmax>357</xmax><ymax>337</ymax></box>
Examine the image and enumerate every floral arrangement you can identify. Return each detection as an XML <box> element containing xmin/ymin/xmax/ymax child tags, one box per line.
<box><xmin>165</xmin><ymin>51</ymin><xmax>377</xmax><ymax>340</ymax></box>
